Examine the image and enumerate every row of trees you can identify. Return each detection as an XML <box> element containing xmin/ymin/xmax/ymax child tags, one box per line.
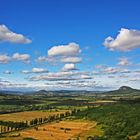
<box><xmin>29</xmin><ymin>109</ymin><xmax>80</xmax><ymax>126</ymax></box>
<box><xmin>0</xmin><ymin>121</ymin><xmax>28</xmax><ymax>133</ymax></box>
<box><xmin>0</xmin><ymin>109</ymin><xmax>80</xmax><ymax>134</ymax></box>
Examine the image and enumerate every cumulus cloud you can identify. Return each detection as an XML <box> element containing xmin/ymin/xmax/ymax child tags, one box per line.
<box><xmin>48</xmin><ymin>42</ymin><xmax>81</xmax><ymax>56</ymax></box>
<box><xmin>3</xmin><ymin>67</ymin><xmax>140</xmax><ymax>91</ymax></box>
<box><xmin>0</xmin><ymin>24</ymin><xmax>31</xmax><ymax>44</ymax></box>
<box><xmin>62</xmin><ymin>63</ymin><xmax>77</xmax><ymax>71</ymax></box>
<box><xmin>21</xmin><ymin>68</ymin><xmax>48</xmax><ymax>74</ymax></box>
<box><xmin>61</xmin><ymin>57</ymin><xmax>82</xmax><ymax>63</ymax></box>
<box><xmin>27</xmin><ymin>71</ymin><xmax>75</xmax><ymax>81</ymax></box>
<box><xmin>36</xmin><ymin>56</ymin><xmax>58</xmax><ymax>64</ymax></box>
<box><xmin>36</xmin><ymin>43</ymin><xmax>82</xmax><ymax>67</ymax></box>
<box><xmin>0</xmin><ymin>79</ymin><xmax>27</xmax><ymax>90</ymax></box>
<box><xmin>103</xmin><ymin>28</ymin><xmax>140</xmax><ymax>51</ymax></box>
<box><xmin>32</xmin><ymin>68</ymin><xmax>48</xmax><ymax>73</ymax></box>
<box><xmin>0</xmin><ymin>54</ymin><xmax>11</xmax><ymax>63</ymax></box>
<box><xmin>36</xmin><ymin>56</ymin><xmax>51</xmax><ymax>62</ymax></box>
<box><xmin>0</xmin><ymin>53</ymin><xmax>31</xmax><ymax>64</ymax></box>
<box><xmin>26</xmin><ymin>71</ymin><xmax>92</xmax><ymax>82</ymax></box>
<box><xmin>12</xmin><ymin>53</ymin><xmax>30</xmax><ymax>62</ymax></box>
<box><xmin>94</xmin><ymin>65</ymin><xmax>122</xmax><ymax>75</ymax></box>
<box><xmin>36</xmin><ymin>56</ymin><xmax>82</xmax><ymax>66</ymax></box>
<box><xmin>27</xmin><ymin>74</ymin><xmax>76</xmax><ymax>81</ymax></box>
<box><xmin>118</xmin><ymin>57</ymin><xmax>131</xmax><ymax>66</ymax></box>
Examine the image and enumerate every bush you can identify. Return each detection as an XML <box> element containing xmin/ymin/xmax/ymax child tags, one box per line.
<box><xmin>23</xmin><ymin>137</ymin><xmax>36</xmax><ymax>140</ymax></box>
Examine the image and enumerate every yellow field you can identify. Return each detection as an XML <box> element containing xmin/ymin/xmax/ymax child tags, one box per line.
<box><xmin>0</xmin><ymin>110</ymin><xmax>103</xmax><ymax>140</ymax></box>
<box><xmin>3</xmin><ymin>120</ymin><xmax>102</xmax><ymax>140</ymax></box>
<box><xmin>89</xmin><ymin>100</ymin><xmax>117</xmax><ymax>104</ymax></box>
<box><xmin>0</xmin><ymin>110</ymin><xmax>68</xmax><ymax>122</ymax></box>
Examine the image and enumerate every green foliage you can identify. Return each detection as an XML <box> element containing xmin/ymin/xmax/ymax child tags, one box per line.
<box><xmin>23</xmin><ymin>138</ymin><xmax>36</xmax><ymax>140</ymax></box>
<box><xmin>75</xmin><ymin>103</ymin><xmax>140</xmax><ymax>139</ymax></box>
<box><xmin>136</xmin><ymin>136</ymin><xmax>140</xmax><ymax>140</ymax></box>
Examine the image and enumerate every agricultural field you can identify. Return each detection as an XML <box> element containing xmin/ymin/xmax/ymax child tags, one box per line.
<box><xmin>2</xmin><ymin>120</ymin><xmax>103</xmax><ymax>140</ymax></box>
<box><xmin>0</xmin><ymin>110</ymin><xmax>68</xmax><ymax>122</ymax></box>
<box><xmin>0</xmin><ymin>86</ymin><xmax>140</xmax><ymax>140</ymax></box>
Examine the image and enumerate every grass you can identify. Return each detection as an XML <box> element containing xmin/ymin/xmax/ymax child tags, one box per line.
<box><xmin>79</xmin><ymin>124</ymin><xmax>104</xmax><ymax>140</ymax></box>
<box><xmin>4</xmin><ymin>120</ymin><xmax>102</xmax><ymax>140</ymax></box>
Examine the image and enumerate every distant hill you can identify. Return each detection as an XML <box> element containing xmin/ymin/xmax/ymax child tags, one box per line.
<box><xmin>0</xmin><ymin>90</ymin><xmax>24</xmax><ymax>96</ymax></box>
<box><xmin>33</xmin><ymin>90</ymin><xmax>102</xmax><ymax>96</ymax></box>
<box><xmin>0</xmin><ymin>91</ymin><xmax>8</xmax><ymax>96</ymax></box>
<box><xmin>33</xmin><ymin>90</ymin><xmax>86</xmax><ymax>96</ymax></box>
<box><xmin>104</xmin><ymin>86</ymin><xmax>140</xmax><ymax>95</ymax></box>
<box><xmin>0</xmin><ymin>89</ymin><xmax>100</xmax><ymax>96</ymax></box>
<box><xmin>0</xmin><ymin>86</ymin><xmax>140</xmax><ymax>96</ymax></box>
<box><xmin>33</xmin><ymin>90</ymin><xmax>51</xmax><ymax>96</ymax></box>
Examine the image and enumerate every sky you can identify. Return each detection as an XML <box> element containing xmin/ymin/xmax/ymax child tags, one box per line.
<box><xmin>1</xmin><ymin>0</ymin><xmax>140</xmax><ymax>91</ymax></box>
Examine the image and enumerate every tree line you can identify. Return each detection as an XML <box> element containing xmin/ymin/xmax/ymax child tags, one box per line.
<box><xmin>0</xmin><ymin>109</ymin><xmax>80</xmax><ymax>134</ymax></box>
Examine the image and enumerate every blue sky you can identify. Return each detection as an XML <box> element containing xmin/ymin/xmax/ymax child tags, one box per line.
<box><xmin>1</xmin><ymin>0</ymin><xmax>140</xmax><ymax>91</ymax></box>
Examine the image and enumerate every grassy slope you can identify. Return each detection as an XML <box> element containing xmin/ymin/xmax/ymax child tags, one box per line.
<box><xmin>74</xmin><ymin>103</ymin><xmax>140</xmax><ymax>140</ymax></box>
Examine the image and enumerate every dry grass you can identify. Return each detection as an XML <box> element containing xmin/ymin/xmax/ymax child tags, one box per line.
<box><xmin>0</xmin><ymin>111</ymin><xmax>103</xmax><ymax>140</ymax></box>
<box><xmin>0</xmin><ymin>137</ymin><xmax>23</xmax><ymax>140</ymax></box>
<box><xmin>15</xmin><ymin>120</ymin><xmax>99</xmax><ymax>140</ymax></box>
<box><xmin>0</xmin><ymin>110</ymin><xmax>68</xmax><ymax>122</ymax></box>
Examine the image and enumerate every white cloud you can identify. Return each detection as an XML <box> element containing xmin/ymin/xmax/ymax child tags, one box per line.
<box><xmin>118</xmin><ymin>57</ymin><xmax>131</xmax><ymax>66</ymax></box>
<box><xmin>95</xmin><ymin>64</ymin><xmax>107</xmax><ymax>69</ymax></box>
<box><xmin>0</xmin><ymin>24</ymin><xmax>31</xmax><ymax>44</ymax></box>
<box><xmin>32</xmin><ymin>68</ymin><xmax>48</xmax><ymax>73</ymax></box>
<box><xmin>48</xmin><ymin>42</ymin><xmax>81</xmax><ymax>56</ymax></box>
<box><xmin>3</xmin><ymin>67</ymin><xmax>140</xmax><ymax>91</ymax></box>
<box><xmin>80</xmin><ymin>75</ymin><xmax>92</xmax><ymax>79</ymax></box>
<box><xmin>61</xmin><ymin>57</ymin><xmax>82</xmax><ymax>63</ymax></box>
<box><xmin>21</xmin><ymin>68</ymin><xmax>48</xmax><ymax>74</ymax></box>
<box><xmin>0</xmin><ymin>53</ymin><xmax>31</xmax><ymax>64</ymax></box>
<box><xmin>103</xmin><ymin>28</ymin><xmax>140</xmax><ymax>51</ymax></box>
<box><xmin>27</xmin><ymin>72</ymin><xmax>75</xmax><ymax>81</ymax></box>
<box><xmin>36</xmin><ymin>56</ymin><xmax>50</xmax><ymax>62</ymax></box>
<box><xmin>129</xmin><ymin>78</ymin><xmax>140</xmax><ymax>82</ymax></box>
<box><xmin>21</xmin><ymin>70</ymin><xmax>30</xmax><ymax>74</ymax></box>
<box><xmin>0</xmin><ymin>54</ymin><xmax>11</xmax><ymax>63</ymax></box>
<box><xmin>36</xmin><ymin>56</ymin><xmax>58</xmax><ymax>63</ymax></box>
<box><xmin>26</xmin><ymin>71</ymin><xmax>92</xmax><ymax>82</ymax></box>
<box><xmin>0</xmin><ymin>78</ymin><xmax>28</xmax><ymax>90</ymax></box>
<box><xmin>103</xmin><ymin>67</ymin><xmax>120</xmax><ymax>74</ymax></box>
<box><xmin>62</xmin><ymin>63</ymin><xmax>77</xmax><ymax>71</ymax></box>
<box><xmin>12</xmin><ymin>53</ymin><xmax>30</xmax><ymax>62</ymax></box>
<box><xmin>36</xmin><ymin>56</ymin><xmax>82</xmax><ymax>66</ymax></box>
<box><xmin>37</xmin><ymin>43</ymin><xmax>82</xmax><ymax>66</ymax></box>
